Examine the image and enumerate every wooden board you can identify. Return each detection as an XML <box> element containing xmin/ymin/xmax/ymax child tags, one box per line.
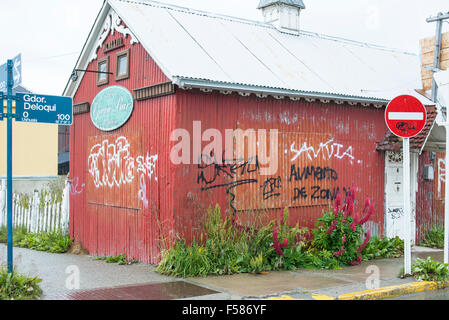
<box><xmin>232</xmin><ymin>132</ymin><xmax>355</xmax><ymax>211</ymax></box>
<box><xmin>420</xmin><ymin>32</ymin><xmax>449</xmax><ymax>91</ymax></box>
<box><xmin>86</xmin><ymin>132</ymin><xmax>143</xmax><ymax>210</ymax></box>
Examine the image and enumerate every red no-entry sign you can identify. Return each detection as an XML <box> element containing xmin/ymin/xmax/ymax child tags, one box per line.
<box><xmin>385</xmin><ymin>95</ymin><xmax>427</xmax><ymax>138</ymax></box>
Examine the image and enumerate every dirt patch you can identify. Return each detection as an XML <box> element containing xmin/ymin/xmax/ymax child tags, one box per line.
<box><xmin>67</xmin><ymin>241</ymin><xmax>89</xmax><ymax>255</ymax></box>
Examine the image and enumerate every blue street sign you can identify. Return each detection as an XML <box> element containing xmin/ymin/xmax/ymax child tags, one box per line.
<box><xmin>15</xmin><ymin>93</ymin><xmax>73</xmax><ymax>125</ymax></box>
<box><xmin>0</xmin><ymin>54</ymin><xmax>21</xmax><ymax>92</ymax></box>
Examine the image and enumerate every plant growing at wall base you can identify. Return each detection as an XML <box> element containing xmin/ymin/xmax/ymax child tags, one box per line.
<box><xmin>411</xmin><ymin>257</ymin><xmax>449</xmax><ymax>284</ymax></box>
<box><xmin>0</xmin><ymin>226</ymin><xmax>28</xmax><ymax>245</ymax></box>
<box><xmin>97</xmin><ymin>254</ymin><xmax>137</xmax><ymax>265</ymax></box>
<box><xmin>420</xmin><ymin>225</ymin><xmax>444</xmax><ymax>249</ymax></box>
<box><xmin>18</xmin><ymin>232</ymin><xmax>73</xmax><ymax>253</ymax></box>
<box><xmin>156</xmin><ymin>205</ymin><xmax>308</xmax><ymax>277</ymax></box>
<box><xmin>362</xmin><ymin>236</ymin><xmax>404</xmax><ymax>260</ymax></box>
<box><xmin>313</xmin><ymin>187</ymin><xmax>373</xmax><ymax>266</ymax></box>
<box><xmin>0</xmin><ymin>268</ymin><xmax>42</xmax><ymax>300</ymax></box>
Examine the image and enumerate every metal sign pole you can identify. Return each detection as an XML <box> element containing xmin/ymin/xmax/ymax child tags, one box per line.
<box><xmin>403</xmin><ymin>137</ymin><xmax>411</xmax><ymax>274</ymax></box>
<box><xmin>444</xmin><ymin>122</ymin><xmax>449</xmax><ymax>263</ymax></box>
<box><xmin>6</xmin><ymin>59</ymin><xmax>13</xmax><ymax>273</ymax></box>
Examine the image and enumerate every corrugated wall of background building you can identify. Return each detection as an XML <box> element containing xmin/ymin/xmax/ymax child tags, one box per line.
<box><xmin>416</xmin><ymin>151</ymin><xmax>445</xmax><ymax>243</ymax></box>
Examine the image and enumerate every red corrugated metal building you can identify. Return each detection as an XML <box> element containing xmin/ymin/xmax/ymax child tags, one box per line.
<box><xmin>63</xmin><ymin>0</ymin><xmax>437</xmax><ymax>264</ymax></box>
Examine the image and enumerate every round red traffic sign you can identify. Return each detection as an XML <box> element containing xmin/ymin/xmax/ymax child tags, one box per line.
<box><xmin>385</xmin><ymin>95</ymin><xmax>427</xmax><ymax>138</ymax></box>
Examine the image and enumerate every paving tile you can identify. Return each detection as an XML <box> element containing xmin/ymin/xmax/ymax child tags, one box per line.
<box><xmin>189</xmin><ymin>271</ymin><xmax>352</xmax><ymax>297</ymax></box>
<box><xmin>44</xmin><ymin>281</ymin><xmax>219</xmax><ymax>300</ymax></box>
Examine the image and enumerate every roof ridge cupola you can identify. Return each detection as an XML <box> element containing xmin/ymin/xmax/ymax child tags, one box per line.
<box><xmin>257</xmin><ymin>0</ymin><xmax>306</xmax><ymax>34</ymax></box>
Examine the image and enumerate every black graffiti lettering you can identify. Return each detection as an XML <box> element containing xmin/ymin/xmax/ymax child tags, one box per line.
<box><xmin>308</xmin><ymin>186</ymin><xmax>351</xmax><ymax>201</ymax></box>
<box><xmin>261</xmin><ymin>176</ymin><xmax>281</xmax><ymax>200</ymax></box>
<box><xmin>197</xmin><ymin>154</ymin><xmax>260</xmax><ymax>190</ymax></box>
<box><xmin>388</xmin><ymin>207</ymin><xmax>404</xmax><ymax>220</ymax></box>
<box><xmin>311</xmin><ymin>186</ymin><xmax>320</xmax><ymax>200</ymax></box>
<box><xmin>201</xmin><ymin>179</ymin><xmax>258</xmax><ymax>192</ymax></box>
<box><xmin>293</xmin><ymin>187</ymin><xmax>307</xmax><ymax>202</ymax></box>
<box><xmin>289</xmin><ymin>165</ymin><xmax>338</xmax><ymax>182</ymax></box>
<box><xmin>320</xmin><ymin>188</ymin><xmax>331</xmax><ymax>200</ymax></box>
<box><xmin>396</xmin><ymin>122</ymin><xmax>416</xmax><ymax>134</ymax></box>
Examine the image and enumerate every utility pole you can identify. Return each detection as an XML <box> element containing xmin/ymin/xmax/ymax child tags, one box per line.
<box><xmin>426</xmin><ymin>12</ymin><xmax>449</xmax><ymax>102</ymax></box>
<box><xmin>426</xmin><ymin>12</ymin><xmax>449</xmax><ymax>264</ymax></box>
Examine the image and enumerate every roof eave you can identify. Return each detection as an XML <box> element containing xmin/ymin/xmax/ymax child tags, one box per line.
<box><xmin>173</xmin><ymin>76</ymin><xmax>389</xmax><ymax>106</ymax></box>
<box><xmin>257</xmin><ymin>0</ymin><xmax>306</xmax><ymax>10</ymax></box>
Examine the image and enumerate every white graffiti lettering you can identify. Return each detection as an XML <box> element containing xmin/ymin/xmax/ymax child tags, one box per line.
<box><xmin>137</xmin><ymin>153</ymin><xmax>158</xmax><ymax>182</ymax></box>
<box><xmin>68</xmin><ymin>177</ymin><xmax>85</xmax><ymax>195</ymax></box>
<box><xmin>88</xmin><ymin>137</ymin><xmax>158</xmax><ymax>208</ymax></box>
<box><xmin>138</xmin><ymin>173</ymin><xmax>149</xmax><ymax>209</ymax></box>
<box><xmin>290</xmin><ymin>139</ymin><xmax>355</xmax><ymax>163</ymax></box>
<box><xmin>88</xmin><ymin>137</ymin><xmax>137</xmax><ymax>188</ymax></box>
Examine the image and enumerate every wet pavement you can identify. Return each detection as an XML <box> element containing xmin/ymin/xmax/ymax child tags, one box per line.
<box><xmin>1</xmin><ymin>243</ymin><xmax>447</xmax><ymax>300</ymax></box>
<box><xmin>0</xmin><ymin>244</ymin><xmax>234</xmax><ymax>300</ymax></box>
<box><xmin>45</xmin><ymin>281</ymin><xmax>219</xmax><ymax>300</ymax></box>
<box><xmin>390</xmin><ymin>287</ymin><xmax>449</xmax><ymax>300</ymax></box>
<box><xmin>188</xmin><ymin>247</ymin><xmax>446</xmax><ymax>299</ymax></box>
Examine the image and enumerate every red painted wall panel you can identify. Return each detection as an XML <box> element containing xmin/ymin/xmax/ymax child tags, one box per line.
<box><xmin>172</xmin><ymin>90</ymin><xmax>387</xmax><ymax>244</ymax></box>
<box><xmin>70</xmin><ymin>22</ymin><xmax>174</xmax><ymax>264</ymax></box>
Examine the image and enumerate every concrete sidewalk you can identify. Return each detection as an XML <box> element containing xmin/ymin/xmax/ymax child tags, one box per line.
<box><xmin>187</xmin><ymin>247</ymin><xmax>445</xmax><ymax>300</ymax></box>
<box><xmin>0</xmin><ymin>244</ymin><xmax>445</xmax><ymax>300</ymax></box>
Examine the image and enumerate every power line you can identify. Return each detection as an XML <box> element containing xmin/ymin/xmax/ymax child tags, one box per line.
<box><xmin>26</xmin><ymin>51</ymin><xmax>79</xmax><ymax>63</ymax></box>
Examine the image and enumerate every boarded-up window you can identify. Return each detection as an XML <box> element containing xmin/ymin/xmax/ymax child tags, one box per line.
<box><xmin>234</xmin><ymin>132</ymin><xmax>338</xmax><ymax>211</ymax></box>
<box><xmin>86</xmin><ymin>133</ymin><xmax>143</xmax><ymax>210</ymax></box>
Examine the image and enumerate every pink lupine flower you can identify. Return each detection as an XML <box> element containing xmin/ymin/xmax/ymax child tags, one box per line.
<box><xmin>272</xmin><ymin>228</ymin><xmax>288</xmax><ymax>257</ymax></box>
<box><xmin>350</xmin><ymin>257</ymin><xmax>362</xmax><ymax>266</ymax></box>
<box><xmin>359</xmin><ymin>201</ymin><xmax>374</xmax><ymax>225</ymax></box>
<box><xmin>357</xmin><ymin>231</ymin><xmax>371</xmax><ymax>253</ymax></box>
<box><xmin>333</xmin><ymin>191</ymin><xmax>341</xmax><ymax>216</ymax></box>
<box><xmin>333</xmin><ymin>246</ymin><xmax>346</xmax><ymax>257</ymax></box>
<box><xmin>326</xmin><ymin>220</ymin><xmax>337</xmax><ymax>234</ymax></box>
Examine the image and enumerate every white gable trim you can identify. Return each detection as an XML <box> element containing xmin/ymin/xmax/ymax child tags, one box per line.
<box><xmin>63</xmin><ymin>1</ymin><xmax>170</xmax><ymax>99</ymax></box>
<box><xmin>63</xmin><ymin>2</ymin><xmax>111</xmax><ymax>97</ymax></box>
<box><xmin>108</xmin><ymin>0</ymin><xmax>174</xmax><ymax>84</ymax></box>
<box><xmin>89</xmin><ymin>9</ymin><xmax>139</xmax><ymax>64</ymax></box>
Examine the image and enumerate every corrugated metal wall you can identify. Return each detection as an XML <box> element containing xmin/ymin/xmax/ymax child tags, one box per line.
<box><xmin>173</xmin><ymin>90</ymin><xmax>387</xmax><ymax>243</ymax></box>
<box><xmin>70</xmin><ymin>17</ymin><xmax>424</xmax><ymax>265</ymax></box>
<box><xmin>70</xmin><ymin>23</ymin><xmax>175</xmax><ymax>264</ymax></box>
<box><xmin>416</xmin><ymin>151</ymin><xmax>445</xmax><ymax>243</ymax></box>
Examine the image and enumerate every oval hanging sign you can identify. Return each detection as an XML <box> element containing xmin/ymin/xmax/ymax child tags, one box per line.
<box><xmin>90</xmin><ymin>85</ymin><xmax>134</xmax><ymax>131</ymax></box>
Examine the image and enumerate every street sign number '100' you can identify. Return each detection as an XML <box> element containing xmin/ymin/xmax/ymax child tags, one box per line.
<box><xmin>15</xmin><ymin>93</ymin><xmax>73</xmax><ymax>125</ymax></box>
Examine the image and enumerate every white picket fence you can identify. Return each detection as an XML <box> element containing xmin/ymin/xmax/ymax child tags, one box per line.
<box><xmin>0</xmin><ymin>180</ymin><xmax>70</xmax><ymax>235</ymax></box>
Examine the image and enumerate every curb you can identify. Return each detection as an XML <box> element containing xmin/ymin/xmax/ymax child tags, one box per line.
<box><xmin>337</xmin><ymin>281</ymin><xmax>449</xmax><ymax>300</ymax></box>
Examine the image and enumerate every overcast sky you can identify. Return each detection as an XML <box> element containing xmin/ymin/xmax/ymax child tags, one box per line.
<box><xmin>0</xmin><ymin>0</ymin><xmax>448</xmax><ymax>96</ymax></box>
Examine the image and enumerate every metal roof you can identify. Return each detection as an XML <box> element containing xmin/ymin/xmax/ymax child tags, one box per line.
<box><xmin>68</xmin><ymin>0</ymin><xmax>431</xmax><ymax>105</ymax></box>
<box><xmin>257</xmin><ymin>0</ymin><xmax>306</xmax><ymax>9</ymax></box>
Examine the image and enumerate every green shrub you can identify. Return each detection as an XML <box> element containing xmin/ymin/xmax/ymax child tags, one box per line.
<box><xmin>18</xmin><ymin>232</ymin><xmax>73</xmax><ymax>253</ymax></box>
<box><xmin>102</xmin><ymin>254</ymin><xmax>136</xmax><ymax>265</ymax></box>
<box><xmin>157</xmin><ymin>189</ymin><xmax>405</xmax><ymax>277</ymax></box>
<box><xmin>156</xmin><ymin>205</ymin><xmax>308</xmax><ymax>277</ymax></box>
<box><xmin>362</xmin><ymin>236</ymin><xmax>404</xmax><ymax>260</ymax></box>
<box><xmin>0</xmin><ymin>267</ymin><xmax>42</xmax><ymax>300</ymax></box>
<box><xmin>411</xmin><ymin>257</ymin><xmax>449</xmax><ymax>283</ymax></box>
<box><xmin>420</xmin><ymin>225</ymin><xmax>444</xmax><ymax>249</ymax></box>
<box><xmin>313</xmin><ymin>189</ymin><xmax>373</xmax><ymax>266</ymax></box>
<box><xmin>0</xmin><ymin>226</ymin><xmax>28</xmax><ymax>245</ymax></box>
